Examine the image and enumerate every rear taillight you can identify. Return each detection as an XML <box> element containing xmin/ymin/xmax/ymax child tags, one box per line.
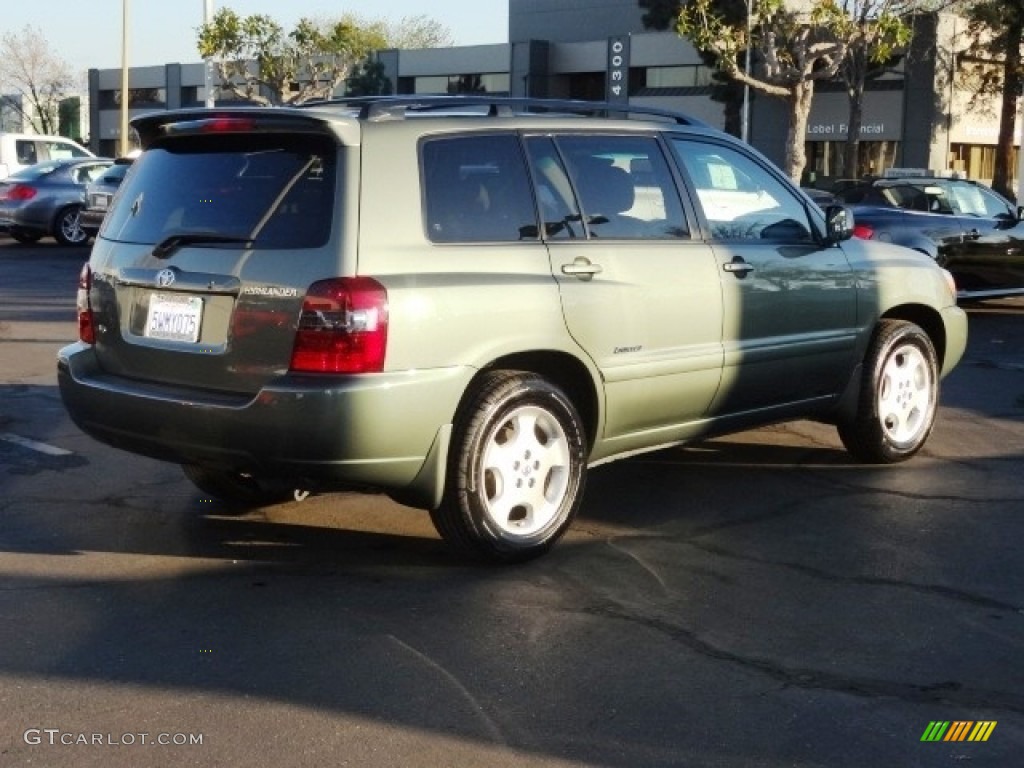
<box><xmin>289</xmin><ymin>277</ymin><xmax>388</xmax><ymax>374</ymax></box>
<box><xmin>2</xmin><ymin>183</ymin><xmax>37</xmax><ymax>201</ymax></box>
<box><xmin>77</xmin><ymin>263</ymin><xmax>95</xmax><ymax>344</ymax></box>
<box><xmin>852</xmin><ymin>224</ymin><xmax>874</xmax><ymax>239</ymax></box>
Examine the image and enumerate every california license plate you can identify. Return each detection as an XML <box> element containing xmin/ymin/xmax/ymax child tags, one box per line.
<box><xmin>145</xmin><ymin>293</ymin><xmax>203</xmax><ymax>342</ymax></box>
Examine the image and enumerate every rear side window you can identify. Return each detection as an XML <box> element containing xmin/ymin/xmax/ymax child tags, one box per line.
<box><xmin>422</xmin><ymin>134</ymin><xmax>538</xmax><ymax>243</ymax></box>
<box><xmin>555</xmin><ymin>135</ymin><xmax>689</xmax><ymax>239</ymax></box>
<box><xmin>101</xmin><ymin>134</ymin><xmax>335</xmax><ymax>249</ymax></box>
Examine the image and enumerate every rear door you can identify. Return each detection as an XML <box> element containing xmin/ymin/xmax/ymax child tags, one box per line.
<box><xmin>88</xmin><ymin>114</ymin><xmax>343</xmax><ymax>396</ymax></box>
<box><xmin>669</xmin><ymin>138</ymin><xmax>859</xmax><ymax>416</ymax></box>
<box><xmin>528</xmin><ymin>133</ymin><xmax>724</xmax><ymax>444</ymax></box>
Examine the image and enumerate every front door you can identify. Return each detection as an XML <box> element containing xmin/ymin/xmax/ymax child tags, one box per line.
<box><xmin>669</xmin><ymin>138</ymin><xmax>860</xmax><ymax>417</ymax></box>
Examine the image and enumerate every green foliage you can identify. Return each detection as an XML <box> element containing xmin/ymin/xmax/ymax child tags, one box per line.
<box><xmin>346</xmin><ymin>58</ymin><xmax>393</xmax><ymax>96</ymax></box>
<box><xmin>197</xmin><ymin>8</ymin><xmax>387</xmax><ymax>105</ymax></box>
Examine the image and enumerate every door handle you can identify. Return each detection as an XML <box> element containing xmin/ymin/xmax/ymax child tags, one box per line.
<box><xmin>722</xmin><ymin>257</ymin><xmax>755</xmax><ymax>277</ymax></box>
<box><xmin>561</xmin><ymin>257</ymin><xmax>603</xmax><ymax>281</ymax></box>
<box><xmin>964</xmin><ymin>229</ymin><xmax>981</xmax><ymax>241</ymax></box>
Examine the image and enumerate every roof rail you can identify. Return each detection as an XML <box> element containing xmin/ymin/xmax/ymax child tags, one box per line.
<box><xmin>296</xmin><ymin>95</ymin><xmax>710</xmax><ymax>127</ymax></box>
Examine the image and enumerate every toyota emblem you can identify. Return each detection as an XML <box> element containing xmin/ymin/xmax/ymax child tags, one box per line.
<box><xmin>156</xmin><ymin>269</ymin><xmax>176</xmax><ymax>288</ymax></box>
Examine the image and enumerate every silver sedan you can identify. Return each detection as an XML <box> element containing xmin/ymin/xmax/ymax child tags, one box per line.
<box><xmin>0</xmin><ymin>157</ymin><xmax>112</xmax><ymax>245</ymax></box>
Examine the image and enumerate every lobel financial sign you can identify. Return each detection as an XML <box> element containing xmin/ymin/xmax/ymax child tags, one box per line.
<box><xmin>806</xmin><ymin>122</ymin><xmax>887</xmax><ymax>137</ymax></box>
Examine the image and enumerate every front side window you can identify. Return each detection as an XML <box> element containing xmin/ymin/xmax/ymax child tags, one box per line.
<box><xmin>948</xmin><ymin>181</ymin><xmax>1014</xmax><ymax>218</ymax></box>
<box><xmin>101</xmin><ymin>134</ymin><xmax>335</xmax><ymax>249</ymax></box>
<box><xmin>672</xmin><ymin>139</ymin><xmax>814</xmax><ymax>242</ymax></box>
<box><xmin>554</xmin><ymin>134</ymin><xmax>688</xmax><ymax>239</ymax></box>
<box><xmin>422</xmin><ymin>134</ymin><xmax>538</xmax><ymax>243</ymax></box>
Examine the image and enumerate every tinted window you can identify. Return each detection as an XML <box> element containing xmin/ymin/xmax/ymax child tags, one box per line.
<box><xmin>101</xmin><ymin>135</ymin><xmax>335</xmax><ymax>249</ymax></box>
<box><xmin>422</xmin><ymin>134</ymin><xmax>538</xmax><ymax>243</ymax></box>
<box><xmin>672</xmin><ymin>139</ymin><xmax>813</xmax><ymax>242</ymax></box>
<box><xmin>556</xmin><ymin>135</ymin><xmax>688</xmax><ymax>239</ymax></box>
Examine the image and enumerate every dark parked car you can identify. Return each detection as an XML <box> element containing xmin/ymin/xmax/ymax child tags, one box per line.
<box><xmin>80</xmin><ymin>157</ymin><xmax>134</xmax><ymax>237</ymax></box>
<box><xmin>0</xmin><ymin>157</ymin><xmax>112</xmax><ymax>245</ymax></box>
<box><xmin>836</xmin><ymin>176</ymin><xmax>1024</xmax><ymax>300</ymax></box>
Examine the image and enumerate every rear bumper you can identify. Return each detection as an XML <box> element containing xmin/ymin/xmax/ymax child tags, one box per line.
<box><xmin>79</xmin><ymin>208</ymin><xmax>105</xmax><ymax>234</ymax></box>
<box><xmin>58</xmin><ymin>342</ymin><xmax>471</xmax><ymax>506</ymax></box>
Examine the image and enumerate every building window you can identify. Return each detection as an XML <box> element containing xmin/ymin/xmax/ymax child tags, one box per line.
<box><xmin>406</xmin><ymin>73</ymin><xmax>511</xmax><ymax>95</ymax></box>
<box><xmin>804</xmin><ymin>140</ymin><xmax>900</xmax><ymax>183</ymax></box>
<box><xmin>644</xmin><ymin>65</ymin><xmax>713</xmax><ymax>88</ymax></box>
<box><xmin>97</xmin><ymin>88</ymin><xmax>168</xmax><ymax>109</ymax></box>
<box><xmin>567</xmin><ymin>72</ymin><xmax>605</xmax><ymax>101</ymax></box>
<box><xmin>181</xmin><ymin>86</ymin><xmax>208</xmax><ymax>107</ymax></box>
<box><xmin>949</xmin><ymin>143</ymin><xmax>1017</xmax><ymax>186</ymax></box>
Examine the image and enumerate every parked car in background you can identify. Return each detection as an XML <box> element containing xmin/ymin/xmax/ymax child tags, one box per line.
<box><xmin>0</xmin><ymin>158</ymin><xmax>113</xmax><ymax>245</ymax></box>
<box><xmin>836</xmin><ymin>175</ymin><xmax>1024</xmax><ymax>300</ymax></box>
<box><xmin>801</xmin><ymin>186</ymin><xmax>840</xmax><ymax>209</ymax></box>
<box><xmin>58</xmin><ymin>97</ymin><xmax>966</xmax><ymax>563</ymax></box>
<box><xmin>0</xmin><ymin>132</ymin><xmax>95</xmax><ymax>179</ymax></box>
<box><xmin>80</xmin><ymin>157</ymin><xmax>134</xmax><ymax>238</ymax></box>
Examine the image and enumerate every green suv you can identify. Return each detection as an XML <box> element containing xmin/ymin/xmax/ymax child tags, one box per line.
<box><xmin>58</xmin><ymin>97</ymin><xmax>968</xmax><ymax>562</ymax></box>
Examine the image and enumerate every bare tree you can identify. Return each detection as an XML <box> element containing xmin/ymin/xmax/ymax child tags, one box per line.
<box><xmin>0</xmin><ymin>25</ymin><xmax>75</xmax><ymax>135</ymax></box>
<box><xmin>384</xmin><ymin>15</ymin><xmax>455</xmax><ymax>48</ymax></box>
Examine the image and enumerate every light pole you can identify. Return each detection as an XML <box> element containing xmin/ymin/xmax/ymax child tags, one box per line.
<box><xmin>120</xmin><ymin>0</ymin><xmax>130</xmax><ymax>155</ymax></box>
<box><xmin>204</xmin><ymin>0</ymin><xmax>215</xmax><ymax>107</ymax></box>
<box><xmin>741</xmin><ymin>0</ymin><xmax>751</xmax><ymax>144</ymax></box>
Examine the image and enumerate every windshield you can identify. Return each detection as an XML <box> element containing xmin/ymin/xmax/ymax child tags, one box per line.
<box><xmin>100</xmin><ymin>134</ymin><xmax>336</xmax><ymax>248</ymax></box>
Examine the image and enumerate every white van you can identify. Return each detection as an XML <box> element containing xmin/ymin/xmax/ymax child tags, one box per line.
<box><xmin>0</xmin><ymin>133</ymin><xmax>95</xmax><ymax>178</ymax></box>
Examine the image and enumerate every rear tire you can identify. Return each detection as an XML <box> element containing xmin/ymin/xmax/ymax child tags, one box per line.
<box><xmin>837</xmin><ymin>320</ymin><xmax>939</xmax><ymax>463</ymax></box>
<box><xmin>182</xmin><ymin>464</ymin><xmax>292</xmax><ymax>511</ymax></box>
<box><xmin>53</xmin><ymin>205</ymin><xmax>88</xmax><ymax>246</ymax></box>
<box><xmin>430</xmin><ymin>371</ymin><xmax>587</xmax><ymax>563</ymax></box>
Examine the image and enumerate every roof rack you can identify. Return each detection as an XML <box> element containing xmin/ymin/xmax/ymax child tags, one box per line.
<box><xmin>296</xmin><ymin>95</ymin><xmax>710</xmax><ymax>127</ymax></box>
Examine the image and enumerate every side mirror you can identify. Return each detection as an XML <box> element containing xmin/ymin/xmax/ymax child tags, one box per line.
<box><xmin>1017</xmin><ymin>205</ymin><xmax>1024</xmax><ymax>221</ymax></box>
<box><xmin>824</xmin><ymin>204</ymin><xmax>853</xmax><ymax>243</ymax></box>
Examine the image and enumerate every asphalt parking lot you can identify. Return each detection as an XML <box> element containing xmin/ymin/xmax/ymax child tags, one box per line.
<box><xmin>0</xmin><ymin>237</ymin><xmax>1022</xmax><ymax>767</ymax></box>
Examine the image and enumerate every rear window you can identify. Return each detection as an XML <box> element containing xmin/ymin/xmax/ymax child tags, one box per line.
<box><xmin>100</xmin><ymin>134</ymin><xmax>336</xmax><ymax>248</ymax></box>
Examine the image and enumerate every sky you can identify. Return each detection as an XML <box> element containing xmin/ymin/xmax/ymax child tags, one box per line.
<box><xmin>5</xmin><ymin>0</ymin><xmax>510</xmax><ymax>76</ymax></box>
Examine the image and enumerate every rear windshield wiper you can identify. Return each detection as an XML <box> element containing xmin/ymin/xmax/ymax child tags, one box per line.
<box><xmin>152</xmin><ymin>233</ymin><xmax>255</xmax><ymax>259</ymax></box>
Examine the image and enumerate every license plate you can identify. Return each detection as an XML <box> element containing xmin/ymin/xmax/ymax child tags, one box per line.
<box><xmin>89</xmin><ymin>193</ymin><xmax>111</xmax><ymax>210</ymax></box>
<box><xmin>145</xmin><ymin>293</ymin><xmax>203</xmax><ymax>342</ymax></box>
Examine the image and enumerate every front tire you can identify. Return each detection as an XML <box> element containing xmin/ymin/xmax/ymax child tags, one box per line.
<box><xmin>838</xmin><ymin>320</ymin><xmax>939</xmax><ymax>463</ymax></box>
<box><xmin>53</xmin><ymin>205</ymin><xmax>88</xmax><ymax>246</ymax></box>
<box><xmin>431</xmin><ymin>371</ymin><xmax>587</xmax><ymax>563</ymax></box>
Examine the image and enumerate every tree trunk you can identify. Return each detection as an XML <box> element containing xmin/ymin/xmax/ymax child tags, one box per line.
<box><xmin>843</xmin><ymin>47</ymin><xmax>867</xmax><ymax>180</ymax></box>
<box><xmin>783</xmin><ymin>80</ymin><xmax>815</xmax><ymax>184</ymax></box>
<box><xmin>992</xmin><ymin>19</ymin><xmax>1023</xmax><ymax>201</ymax></box>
